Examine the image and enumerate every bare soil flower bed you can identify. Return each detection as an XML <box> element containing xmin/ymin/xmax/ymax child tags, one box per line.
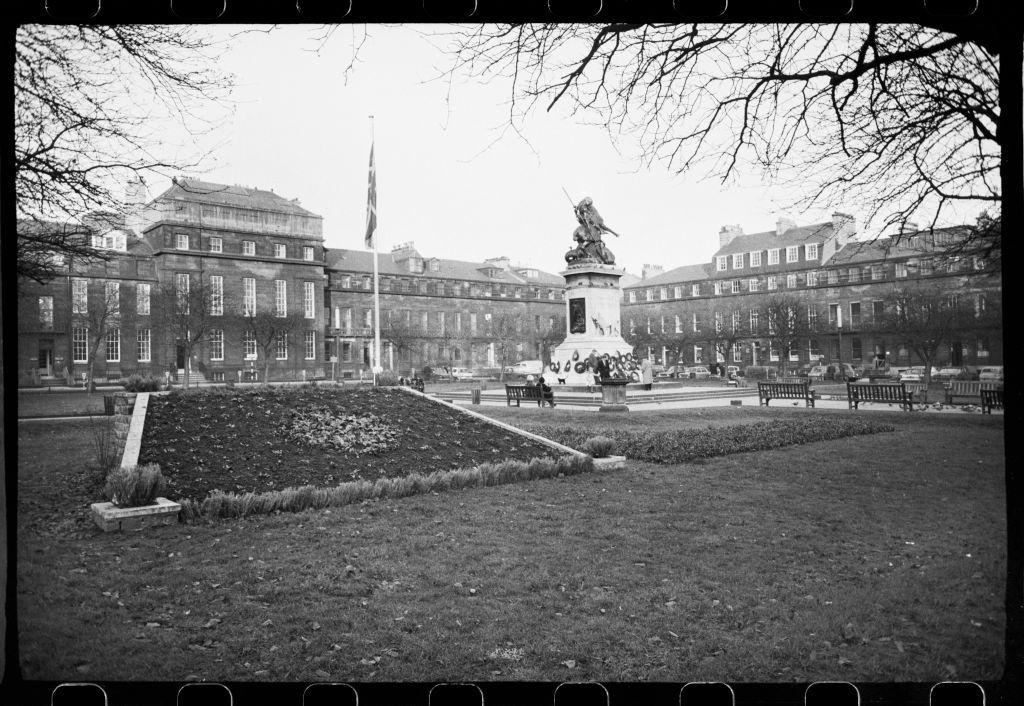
<box><xmin>139</xmin><ymin>386</ymin><xmax>561</xmax><ymax>501</ymax></box>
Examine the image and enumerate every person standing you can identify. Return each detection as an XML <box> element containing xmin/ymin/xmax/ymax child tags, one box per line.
<box><xmin>641</xmin><ymin>357</ymin><xmax>654</xmax><ymax>391</ymax></box>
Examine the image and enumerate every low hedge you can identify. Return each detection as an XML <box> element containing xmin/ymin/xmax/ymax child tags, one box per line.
<box><xmin>526</xmin><ymin>418</ymin><xmax>895</xmax><ymax>464</ymax></box>
<box><xmin>179</xmin><ymin>453</ymin><xmax>593</xmax><ymax>522</ymax></box>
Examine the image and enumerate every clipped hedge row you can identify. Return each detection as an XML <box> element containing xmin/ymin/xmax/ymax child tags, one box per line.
<box><xmin>527</xmin><ymin>418</ymin><xmax>895</xmax><ymax>464</ymax></box>
<box><xmin>178</xmin><ymin>454</ymin><xmax>593</xmax><ymax>522</ymax></box>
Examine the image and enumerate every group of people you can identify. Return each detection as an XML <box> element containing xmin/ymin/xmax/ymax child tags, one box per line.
<box><xmin>525</xmin><ymin>374</ymin><xmax>556</xmax><ymax>407</ymax></box>
<box><xmin>398</xmin><ymin>375</ymin><xmax>425</xmax><ymax>392</ymax></box>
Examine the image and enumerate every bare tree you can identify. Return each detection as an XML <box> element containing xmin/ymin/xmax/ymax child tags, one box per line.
<box><xmin>75</xmin><ymin>280</ymin><xmax>123</xmax><ymax>393</ymax></box>
<box><xmin>754</xmin><ymin>295</ymin><xmax>816</xmax><ymax>376</ymax></box>
<box><xmin>380</xmin><ymin>315</ymin><xmax>424</xmax><ymax>374</ymax></box>
<box><xmin>154</xmin><ymin>274</ymin><xmax>226</xmax><ymax>389</ymax></box>
<box><xmin>442</xmin><ymin>24</ymin><xmax>1000</xmax><ymax>256</ymax></box>
<box><xmin>240</xmin><ymin>310</ymin><xmax>309</xmax><ymax>384</ymax></box>
<box><xmin>534</xmin><ymin>313</ymin><xmax>567</xmax><ymax>367</ymax></box>
<box><xmin>15</xmin><ymin>25</ymin><xmax>233</xmax><ymax>282</ymax></box>
<box><xmin>487</xmin><ymin>313</ymin><xmax>520</xmax><ymax>382</ymax></box>
<box><xmin>624</xmin><ymin>304</ymin><xmax>696</xmax><ymax>367</ymax></box>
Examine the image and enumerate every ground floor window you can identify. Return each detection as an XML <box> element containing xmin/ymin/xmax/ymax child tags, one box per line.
<box><xmin>977</xmin><ymin>338</ymin><xmax>989</xmax><ymax>358</ymax></box>
<box><xmin>769</xmin><ymin>343</ymin><xmax>779</xmax><ymax>362</ymax></box>
<box><xmin>732</xmin><ymin>344</ymin><xmax>742</xmax><ymax>363</ymax></box>
<box><xmin>244</xmin><ymin>330</ymin><xmax>257</xmax><ymax>360</ymax></box>
<box><xmin>693</xmin><ymin>345</ymin><xmax>703</xmax><ymax>364</ymax></box>
<box><xmin>72</xmin><ymin>328</ymin><xmax>88</xmax><ymax>363</ymax></box>
<box><xmin>304</xmin><ymin>331</ymin><xmax>316</xmax><ymax>360</ymax></box>
<box><xmin>137</xmin><ymin>329</ymin><xmax>151</xmax><ymax>362</ymax></box>
<box><xmin>788</xmin><ymin>341</ymin><xmax>799</xmax><ymax>362</ymax></box>
<box><xmin>210</xmin><ymin>329</ymin><xmax>224</xmax><ymax>361</ymax></box>
<box><xmin>106</xmin><ymin>328</ymin><xmax>120</xmax><ymax>362</ymax></box>
<box><xmin>342</xmin><ymin>341</ymin><xmax>352</xmax><ymax>362</ymax></box>
<box><xmin>212</xmin><ymin>371</ymin><xmax>225</xmax><ymax>382</ymax></box>
<box><xmin>851</xmin><ymin>337</ymin><xmax>862</xmax><ymax>361</ymax></box>
<box><xmin>276</xmin><ymin>333</ymin><xmax>288</xmax><ymax>360</ymax></box>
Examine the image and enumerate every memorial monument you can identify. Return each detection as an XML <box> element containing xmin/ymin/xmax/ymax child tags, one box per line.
<box><xmin>548</xmin><ymin>196</ymin><xmax>639</xmax><ymax>403</ymax></box>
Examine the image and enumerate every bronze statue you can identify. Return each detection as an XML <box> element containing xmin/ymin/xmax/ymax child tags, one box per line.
<box><xmin>564</xmin><ymin>194</ymin><xmax>619</xmax><ymax>265</ymax></box>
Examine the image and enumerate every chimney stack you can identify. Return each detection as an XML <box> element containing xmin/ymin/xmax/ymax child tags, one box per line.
<box><xmin>719</xmin><ymin>224</ymin><xmax>743</xmax><ymax>248</ymax></box>
<box><xmin>776</xmin><ymin>216</ymin><xmax>798</xmax><ymax>236</ymax></box>
<box><xmin>900</xmin><ymin>221</ymin><xmax>919</xmax><ymax>234</ymax></box>
<box><xmin>831</xmin><ymin>212</ymin><xmax>856</xmax><ymax>245</ymax></box>
<box><xmin>642</xmin><ymin>264</ymin><xmax>665</xmax><ymax>280</ymax></box>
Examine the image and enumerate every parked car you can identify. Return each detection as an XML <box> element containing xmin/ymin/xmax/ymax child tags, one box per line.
<box><xmin>684</xmin><ymin>366</ymin><xmax>712</xmax><ymax>379</ymax></box>
<box><xmin>449</xmin><ymin>367</ymin><xmax>476</xmax><ymax>380</ymax></box>
<box><xmin>793</xmin><ymin>363</ymin><xmax>815</xmax><ymax>378</ymax></box>
<box><xmin>978</xmin><ymin>366</ymin><xmax>1004</xmax><ymax>383</ymax></box>
<box><xmin>725</xmin><ymin>365</ymin><xmax>741</xmax><ymax>378</ymax></box>
<box><xmin>934</xmin><ymin>366</ymin><xmax>973</xmax><ymax>382</ymax></box>
<box><xmin>506</xmin><ymin>360</ymin><xmax>544</xmax><ymax>376</ymax></box>
<box><xmin>656</xmin><ymin>365</ymin><xmax>682</xmax><ymax>378</ymax></box>
<box><xmin>809</xmin><ymin>363</ymin><xmax>859</xmax><ymax>381</ymax></box>
<box><xmin>898</xmin><ymin>366</ymin><xmax>940</xmax><ymax>382</ymax></box>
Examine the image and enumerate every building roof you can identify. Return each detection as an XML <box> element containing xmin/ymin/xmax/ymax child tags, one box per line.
<box><xmin>152</xmin><ymin>178</ymin><xmax>321</xmax><ymax>218</ymax></box>
<box><xmin>629</xmin><ymin>263</ymin><xmax>712</xmax><ymax>288</ymax></box>
<box><xmin>826</xmin><ymin>227</ymin><xmax>975</xmax><ymax>266</ymax></box>
<box><xmin>324</xmin><ymin>248</ymin><xmax>565</xmax><ymax>286</ymax></box>
<box><xmin>714</xmin><ymin>222</ymin><xmax>836</xmax><ymax>257</ymax></box>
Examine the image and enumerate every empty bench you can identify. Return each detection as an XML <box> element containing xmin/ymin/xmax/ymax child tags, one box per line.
<box><xmin>758</xmin><ymin>381</ymin><xmax>815</xmax><ymax>408</ymax></box>
<box><xmin>505</xmin><ymin>384</ymin><xmax>546</xmax><ymax>407</ymax></box>
<box><xmin>847</xmin><ymin>382</ymin><xmax>914</xmax><ymax>411</ymax></box>
<box><xmin>980</xmin><ymin>388</ymin><xmax>1004</xmax><ymax>414</ymax></box>
<box><xmin>944</xmin><ymin>381</ymin><xmax>1000</xmax><ymax>405</ymax></box>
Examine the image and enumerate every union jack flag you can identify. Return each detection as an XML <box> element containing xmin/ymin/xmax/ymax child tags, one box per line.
<box><xmin>365</xmin><ymin>142</ymin><xmax>377</xmax><ymax>249</ymax></box>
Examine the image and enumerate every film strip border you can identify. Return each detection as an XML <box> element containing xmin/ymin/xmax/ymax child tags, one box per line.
<box><xmin>7</xmin><ymin>679</ymin><xmax>1003</xmax><ymax>704</ymax></box>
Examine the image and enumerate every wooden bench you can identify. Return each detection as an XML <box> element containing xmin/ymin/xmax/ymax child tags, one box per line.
<box><xmin>903</xmin><ymin>382</ymin><xmax>928</xmax><ymax>402</ymax></box>
<box><xmin>758</xmin><ymin>381</ymin><xmax>815</xmax><ymax>407</ymax></box>
<box><xmin>847</xmin><ymin>382</ymin><xmax>914</xmax><ymax>411</ymax></box>
<box><xmin>980</xmin><ymin>388</ymin><xmax>1004</xmax><ymax>414</ymax></box>
<box><xmin>943</xmin><ymin>381</ymin><xmax>1000</xmax><ymax>405</ymax></box>
<box><xmin>505</xmin><ymin>384</ymin><xmax>547</xmax><ymax>407</ymax></box>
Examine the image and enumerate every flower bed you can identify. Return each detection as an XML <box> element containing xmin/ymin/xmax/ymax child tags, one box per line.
<box><xmin>517</xmin><ymin>417</ymin><xmax>895</xmax><ymax>464</ymax></box>
<box><xmin>139</xmin><ymin>387</ymin><xmax>563</xmax><ymax>501</ymax></box>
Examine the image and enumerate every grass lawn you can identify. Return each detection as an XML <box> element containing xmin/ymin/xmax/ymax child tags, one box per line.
<box><xmin>17</xmin><ymin>391</ymin><xmax>109</xmax><ymax>418</ymax></box>
<box><xmin>17</xmin><ymin>408</ymin><xmax>1005</xmax><ymax>683</ymax></box>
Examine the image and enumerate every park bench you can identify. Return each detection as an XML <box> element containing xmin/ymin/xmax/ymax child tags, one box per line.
<box><xmin>903</xmin><ymin>382</ymin><xmax>928</xmax><ymax>402</ymax></box>
<box><xmin>757</xmin><ymin>381</ymin><xmax>816</xmax><ymax>408</ymax></box>
<box><xmin>980</xmin><ymin>388</ymin><xmax>1004</xmax><ymax>414</ymax></box>
<box><xmin>504</xmin><ymin>384</ymin><xmax>548</xmax><ymax>407</ymax></box>
<box><xmin>943</xmin><ymin>380</ymin><xmax>999</xmax><ymax>405</ymax></box>
<box><xmin>847</xmin><ymin>382</ymin><xmax>914</xmax><ymax>411</ymax></box>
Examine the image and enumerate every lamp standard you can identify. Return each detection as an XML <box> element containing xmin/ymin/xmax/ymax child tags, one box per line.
<box><xmin>836</xmin><ymin>306</ymin><xmax>843</xmax><ymax>378</ymax></box>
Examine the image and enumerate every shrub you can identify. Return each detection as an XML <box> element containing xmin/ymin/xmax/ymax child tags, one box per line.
<box><xmin>421</xmin><ymin>365</ymin><xmax>434</xmax><ymax>381</ymax></box>
<box><xmin>103</xmin><ymin>463</ymin><xmax>168</xmax><ymax>507</ymax></box>
<box><xmin>375</xmin><ymin>370</ymin><xmax>400</xmax><ymax>386</ymax></box>
<box><xmin>581</xmin><ymin>435</ymin><xmax>616</xmax><ymax>458</ymax></box>
<box><xmin>122</xmin><ymin>374</ymin><xmax>163</xmax><ymax>392</ymax></box>
<box><xmin>184</xmin><ymin>454</ymin><xmax>594</xmax><ymax>521</ymax></box>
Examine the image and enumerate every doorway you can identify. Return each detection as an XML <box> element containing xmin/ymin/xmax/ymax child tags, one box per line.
<box><xmin>176</xmin><ymin>341</ymin><xmax>186</xmax><ymax>372</ymax></box>
<box><xmin>38</xmin><ymin>340</ymin><xmax>54</xmax><ymax>376</ymax></box>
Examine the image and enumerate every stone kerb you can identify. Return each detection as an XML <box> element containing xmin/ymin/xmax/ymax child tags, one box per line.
<box><xmin>119</xmin><ymin>392</ymin><xmax>150</xmax><ymax>470</ymax></box>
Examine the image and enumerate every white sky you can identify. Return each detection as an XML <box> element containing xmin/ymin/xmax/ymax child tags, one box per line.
<box><xmin>140</xmin><ymin>25</ymin><xmax>971</xmax><ymax>277</ymax></box>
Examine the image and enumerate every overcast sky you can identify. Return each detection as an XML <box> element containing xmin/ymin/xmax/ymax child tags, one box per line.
<box><xmin>141</xmin><ymin>25</ymin><xmax>967</xmax><ymax>277</ymax></box>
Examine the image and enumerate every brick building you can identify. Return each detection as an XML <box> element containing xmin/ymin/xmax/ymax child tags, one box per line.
<box><xmin>622</xmin><ymin>214</ymin><xmax>1002</xmax><ymax>372</ymax></box>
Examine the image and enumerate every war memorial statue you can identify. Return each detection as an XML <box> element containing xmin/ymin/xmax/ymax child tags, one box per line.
<box><xmin>564</xmin><ymin>196</ymin><xmax>620</xmax><ymax>266</ymax></box>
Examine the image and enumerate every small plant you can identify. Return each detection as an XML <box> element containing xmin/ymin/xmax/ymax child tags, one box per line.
<box><xmin>581</xmin><ymin>435</ymin><xmax>616</xmax><ymax>458</ymax></box>
<box><xmin>86</xmin><ymin>413</ymin><xmax>119</xmax><ymax>483</ymax></box>
<box><xmin>122</xmin><ymin>374</ymin><xmax>163</xmax><ymax>392</ymax></box>
<box><xmin>103</xmin><ymin>463</ymin><xmax>168</xmax><ymax>508</ymax></box>
<box><xmin>375</xmin><ymin>370</ymin><xmax>400</xmax><ymax>386</ymax></box>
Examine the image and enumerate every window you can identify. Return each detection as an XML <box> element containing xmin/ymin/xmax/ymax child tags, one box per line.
<box><xmin>644</xmin><ymin>288</ymin><xmax>653</xmax><ymax>302</ymax></box>
<box><xmin>39</xmin><ymin>296</ymin><xmax>53</xmax><ymax>328</ymax></box>
<box><xmin>716</xmin><ymin>256</ymin><xmax>728</xmax><ymax>271</ymax></box>
<box><xmin>243</xmin><ymin>278</ymin><xmax>256</xmax><ymax>315</ymax></box>
<box><xmin>806</xmin><ymin>270</ymin><xmax>818</xmax><ymax>287</ymax></box>
<box><xmin>871</xmin><ymin>265</ymin><xmax>884</xmax><ymax>280</ymax></box>
<box><xmin>673</xmin><ymin>286</ymin><xmax>682</xmax><ymax>299</ymax></box>
<box><xmin>456</xmin><ymin>312</ymin><xmax>463</xmax><ymax>331</ymax></box>
<box><xmin>920</xmin><ymin>259</ymin><xmax>934</xmax><ymax>276</ymax></box>
<box><xmin>106</xmin><ymin>281</ymin><xmax>120</xmax><ymax>315</ymax></box>
<box><xmin>208</xmin><ymin>276</ymin><xmax>223</xmax><ymax>316</ymax></box>
<box><xmin>767</xmin><ymin>276</ymin><xmax>778</xmax><ymax>290</ymax></box>
<box><xmin>243</xmin><ymin>330</ymin><xmax>257</xmax><ymax>359</ymax></box>
<box><xmin>303</xmin><ymin>246</ymin><xmax>314</xmax><ymax>261</ymax></box>
<box><xmin>175</xmin><ymin>273</ymin><xmax>189</xmax><ymax>313</ymax></box>
<box><xmin>242</xmin><ymin>240</ymin><xmax>255</xmax><ymax>256</ymax></box>
<box><xmin>210</xmin><ymin>329</ymin><xmax>223</xmax><ymax>361</ymax></box>
<box><xmin>675</xmin><ymin>314</ymin><xmax>682</xmax><ymax>333</ymax></box>
<box><xmin>749</xmin><ymin>278</ymin><xmax>760</xmax><ymax>292</ymax></box>
<box><xmin>364</xmin><ymin>276</ymin><xmax>372</xmax><ymax>290</ymax></box>
<box><xmin>341</xmin><ymin>341</ymin><xmax>353</xmax><ymax>363</ymax></box>
<box><xmin>691</xmin><ymin>284</ymin><xmax>700</xmax><ymax>297</ymax></box>
<box><xmin>646</xmin><ymin>317</ymin><xmax>652</xmax><ymax>334</ymax></box>
<box><xmin>275</xmin><ymin>333</ymin><xmax>288</xmax><ymax>360</ymax></box>
<box><xmin>470</xmin><ymin>313</ymin><xmax>477</xmax><ymax>333</ymax></box>
<box><xmin>714</xmin><ymin>281</ymin><xmax>723</xmax><ymax>295</ymax></box>
<box><xmin>848</xmin><ymin>267</ymin><xmax>860</xmax><ymax>283</ymax></box>
<box><xmin>895</xmin><ymin>262</ymin><xmax>908</xmax><ymax>278</ymax></box>
<box><xmin>786</xmin><ymin>274</ymin><xmax>797</xmax><ymax>288</ymax></box>
<box><xmin>789</xmin><ymin>342</ymin><xmax>800</xmax><ymax>362</ymax></box>
<box><xmin>750</xmin><ymin>251</ymin><xmax>762</xmax><ymax>267</ymax></box>
<box><xmin>692</xmin><ymin>313</ymin><xmax>700</xmax><ymax>332</ymax></box>
<box><xmin>305</xmin><ymin>331</ymin><xmax>316</xmax><ymax>360</ymax></box>
<box><xmin>786</xmin><ymin>246</ymin><xmax>799</xmax><ymax>263</ymax></box>
<box><xmin>176</xmin><ymin>233</ymin><xmax>189</xmax><ymax>250</ymax></box>
<box><xmin>749</xmin><ymin>309</ymin><xmax>759</xmax><ymax>332</ymax></box>
<box><xmin>304</xmin><ymin>281</ymin><xmax>315</xmax><ymax>318</ymax></box>
<box><xmin>72</xmin><ymin>279</ymin><xmax>88</xmax><ymax>314</ymax></box>
<box><xmin>660</xmin><ymin>316</ymin><xmax>667</xmax><ymax>333</ymax></box>
<box><xmin>851</xmin><ymin>337</ymin><xmax>862</xmax><ymax>360</ymax></box>
<box><xmin>732</xmin><ymin>253</ymin><xmax>743</xmax><ymax>269</ymax></box>
<box><xmin>659</xmin><ymin>287</ymin><xmax>668</xmax><ymax>300</ymax></box>
<box><xmin>693</xmin><ymin>346</ymin><xmax>703</xmax><ymax>364</ymax></box>
<box><xmin>807</xmin><ymin>305</ymin><xmax>818</xmax><ymax>326</ymax></box>
<box><xmin>73</xmin><ymin>328</ymin><xmax>88</xmax><ymax>362</ymax></box>
<box><xmin>828</xmin><ymin>303</ymin><xmax>840</xmax><ymax>325</ymax></box>
<box><xmin>827</xmin><ymin>269</ymin><xmax>839</xmax><ymax>285</ymax></box>
<box><xmin>341</xmin><ymin>275</ymin><xmax>351</xmax><ymax>288</ymax></box>
<box><xmin>364</xmin><ymin>309</ymin><xmax>373</xmax><ymax>328</ymax></box>
<box><xmin>275</xmin><ymin>280</ymin><xmax>287</xmax><ymax>316</ymax></box>
<box><xmin>106</xmin><ymin>328</ymin><xmax>120</xmax><ymax>362</ymax></box>
<box><xmin>732</xmin><ymin>280</ymin><xmax>741</xmax><ymax>294</ymax></box>
<box><xmin>421</xmin><ymin>312</ymin><xmax>429</xmax><ymax>331</ymax></box>
<box><xmin>137</xmin><ymin>329</ymin><xmax>151</xmax><ymax>362</ymax></box>
<box><xmin>714</xmin><ymin>311</ymin><xmax>723</xmax><ymax>333</ymax></box>
<box><xmin>210</xmin><ymin>237</ymin><xmax>222</xmax><ymax>253</ymax></box>
<box><xmin>628</xmin><ymin>291</ymin><xmax>637</xmax><ymax>303</ymax></box>
<box><xmin>872</xmin><ymin>300</ymin><xmax>885</xmax><ymax>322</ymax></box>
<box><xmin>769</xmin><ymin>343</ymin><xmax>779</xmax><ymax>361</ymax></box>
<box><xmin>732</xmin><ymin>311</ymin><xmax>741</xmax><ymax>332</ymax></box>
<box><xmin>768</xmin><ymin>248</ymin><xmax>780</xmax><ymax>265</ymax></box>
<box><xmin>805</xmin><ymin>243</ymin><xmax>818</xmax><ymax>260</ymax></box>
<box><xmin>977</xmin><ymin>337</ymin><xmax>989</xmax><ymax>357</ymax></box>
<box><xmin>274</xmin><ymin>243</ymin><xmax>287</xmax><ymax>258</ymax></box>
<box><xmin>850</xmin><ymin>302</ymin><xmax>861</xmax><ymax>327</ymax></box>
<box><xmin>137</xmin><ymin>283</ymin><xmax>150</xmax><ymax>315</ymax></box>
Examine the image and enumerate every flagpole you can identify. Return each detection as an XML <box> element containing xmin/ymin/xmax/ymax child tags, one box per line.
<box><xmin>371</xmin><ymin>116</ymin><xmax>382</xmax><ymax>381</ymax></box>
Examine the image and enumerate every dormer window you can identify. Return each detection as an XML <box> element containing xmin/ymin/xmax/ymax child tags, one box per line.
<box><xmin>429</xmin><ymin>259</ymin><xmax>440</xmax><ymax>272</ymax></box>
<box><xmin>732</xmin><ymin>253</ymin><xmax>743</xmax><ymax>269</ymax></box>
<box><xmin>805</xmin><ymin>243</ymin><xmax>819</xmax><ymax>260</ymax></box>
<box><xmin>716</xmin><ymin>256</ymin><xmax>728</xmax><ymax>271</ymax></box>
<box><xmin>176</xmin><ymin>233</ymin><xmax>189</xmax><ymax>250</ymax></box>
<box><xmin>750</xmin><ymin>251</ymin><xmax>762</xmax><ymax>267</ymax></box>
<box><xmin>768</xmin><ymin>249</ymin><xmax>780</xmax><ymax>265</ymax></box>
<box><xmin>786</xmin><ymin>246</ymin><xmax>799</xmax><ymax>263</ymax></box>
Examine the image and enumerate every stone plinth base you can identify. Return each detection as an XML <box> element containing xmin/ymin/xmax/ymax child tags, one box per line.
<box><xmin>91</xmin><ymin>497</ymin><xmax>180</xmax><ymax>532</ymax></box>
<box><xmin>598</xmin><ymin>378</ymin><xmax>629</xmax><ymax>412</ymax></box>
<box><xmin>592</xmin><ymin>455</ymin><xmax>627</xmax><ymax>470</ymax></box>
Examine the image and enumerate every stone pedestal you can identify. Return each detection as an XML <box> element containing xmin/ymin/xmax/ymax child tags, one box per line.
<box><xmin>549</xmin><ymin>263</ymin><xmax>639</xmax><ymax>386</ymax></box>
<box><xmin>91</xmin><ymin>497</ymin><xmax>181</xmax><ymax>532</ymax></box>
<box><xmin>598</xmin><ymin>378</ymin><xmax>630</xmax><ymax>412</ymax></box>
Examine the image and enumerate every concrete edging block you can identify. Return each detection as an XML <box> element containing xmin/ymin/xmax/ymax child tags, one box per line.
<box><xmin>91</xmin><ymin>497</ymin><xmax>181</xmax><ymax>532</ymax></box>
<box><xmin>119</xmin><ymin>392</ymin><xmax>150</xmax><ymax>470</ymax></box>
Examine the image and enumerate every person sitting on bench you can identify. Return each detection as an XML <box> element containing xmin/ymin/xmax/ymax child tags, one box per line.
<box><xmin>535</xmin><ymin>376</ymin><xmax>556</xmax><ymax>407</ymax></box>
